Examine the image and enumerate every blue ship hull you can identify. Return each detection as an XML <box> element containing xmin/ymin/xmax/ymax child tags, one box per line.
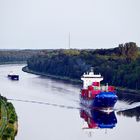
<box><xmin>80</xmin><ymin>91</ymin><xmax>118</xmax><ymax>109</ymax></box>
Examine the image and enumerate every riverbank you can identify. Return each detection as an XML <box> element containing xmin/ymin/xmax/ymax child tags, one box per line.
<box><xmin>22</xmin><ymin>66</ymin><xmax>140</xmax><ymax>95</ymax></box>
<box><xmin>22</xmin><ymin>66</ymin><xmax>82</xmax><ymax>85</ymax></box>
<box><xmin>0</xmin><ymin>96</ymin><xmax>18</xmax><ymax>140</ymax></box>
<box><xmin>116</xmin><ymin>87</ymin><xmax>140</xmax><ymax>95</ymax></box>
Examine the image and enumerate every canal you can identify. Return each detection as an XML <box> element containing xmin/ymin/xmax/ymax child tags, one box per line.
<box><xmin>0</xmin><ymin>64</ymin><xmax>140</xmax><ymax>140</ymax></box>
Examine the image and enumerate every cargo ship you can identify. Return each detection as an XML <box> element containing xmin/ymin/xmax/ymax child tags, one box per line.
<box><xmin>80</xmin><ymin>68</ymin><xmax>117</xmax><ymax>110</ymax></box>
<box><xmin>80</xmin><ymin>108</ymin><xmax>117</xmax><ymax>129</ymax></box>
<box><xmin>8</xmin><ymin>72</ymin><xmax>19</xmax><ymax>80</ymax></box>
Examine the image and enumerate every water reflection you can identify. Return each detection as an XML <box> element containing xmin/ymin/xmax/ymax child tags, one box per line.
<box><xmin>117</xmin><ymin>90</ymin><xmax>140</xmax><ymax>121</ymax></box>
<box><xmin>117</xmin><ymin>91</ymin><xmax>140</xmax><ymax>104</ymax></box>
<box><xmin>117</xmin><ymin>106</ymin><xmax>140</xmax><ymax>122</ymax></box>
<box><xmin>80</xmin><ymin>108</ymin><xmax>117</xmax><ymax>130</ymax></box>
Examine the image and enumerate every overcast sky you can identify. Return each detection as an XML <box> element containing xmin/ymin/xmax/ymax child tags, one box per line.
<box><xmin>0</xmin><ymin>0</ymin><xmax>140</xmax><ymax>49</ymax></box>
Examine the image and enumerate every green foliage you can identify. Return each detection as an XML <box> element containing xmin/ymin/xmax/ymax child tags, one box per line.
<box><xmin>0</xmin><ymin>96</ymin><xmax>18</xmax><ymax>139</ymax></box>
<box><xmin>27</xmin><ymin>42</ymin><xmax>140</xmax><ymax>90</ymax></box>
<box><xmin>3</xmin><ymin>127</ymin><xmax>14</xmax><ymax>138</ymax></box>
<box><xmin>0</xmin><ymin>50</ymin><xmax>42</xmax><ymax>64</ymax></box>
<box><xmin>114</xmin><ymin>42</ymin><xmax>139</xmax><ymax>61</ymax></box>
<box><xmin>6</xmin><ymin>103</ymin><xmax>17</xmax><ymax>122</ymax></box>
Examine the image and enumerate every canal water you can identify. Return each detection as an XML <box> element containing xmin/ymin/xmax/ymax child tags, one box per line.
<box><xmin>0</xmin><ymin>64</ymin><xmax>140</xmax><ymax>140</ymax></box>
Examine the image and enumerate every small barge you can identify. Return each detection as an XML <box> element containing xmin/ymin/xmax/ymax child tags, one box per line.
<box><xmin>8</xmin><ymin>72</ymin><xmax>19</xmax><ymax>80</ymax></box>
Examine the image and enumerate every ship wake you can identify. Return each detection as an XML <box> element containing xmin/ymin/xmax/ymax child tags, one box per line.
<box><xmin>115</xmin><ymin>101</ymin><xmax>140</xmax><ymax>112</ymax></box>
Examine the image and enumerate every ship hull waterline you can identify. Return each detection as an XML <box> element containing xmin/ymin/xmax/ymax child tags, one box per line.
<box><xmin>80</xmin><ymin>91</ymin><xmax>118</xmax><ymax>111</ymax></box>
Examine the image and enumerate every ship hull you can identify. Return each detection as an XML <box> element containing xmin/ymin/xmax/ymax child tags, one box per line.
<box><xmin>80</xmin><ymin>91</ymin><xmax>118</xmax><ymax>110</ymax></box>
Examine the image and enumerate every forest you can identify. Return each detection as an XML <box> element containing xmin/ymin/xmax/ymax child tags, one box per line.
<box><xmin>0</xmin><ymin>50</ymin><xmax>41</xmax><ymax>64</ymax></box>
<box><xmin>27</xmin><ymin>42</ymin><xmax>140</xmax><ymax>90</ymax></box>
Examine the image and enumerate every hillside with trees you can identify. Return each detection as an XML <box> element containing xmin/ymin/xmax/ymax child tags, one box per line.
<box><xmin>26</xmin><ymin>42</ymin><xmax>140</xmax><ymax>90</ymax></box>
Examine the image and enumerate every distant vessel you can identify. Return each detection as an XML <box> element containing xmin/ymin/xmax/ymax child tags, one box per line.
<box><xmin>8</xmin><ymin>72</ymin><xmax>19</xmax><ymax>80</ymax></box>
<box><xmin>80</xmin><ymin>68</ymin><xmax>117</xmax><ymax>110</ymax></box>
<box><xmin>80</xmin><ymin>108</ymin><xmax>117</xmax><ymax>129</ymax></box>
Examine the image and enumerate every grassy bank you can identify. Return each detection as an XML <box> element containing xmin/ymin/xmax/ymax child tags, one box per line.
<box><xmin>0</xmin><ymin>96</ymin><xmax>18</xmax><ymax>140</ymax></box>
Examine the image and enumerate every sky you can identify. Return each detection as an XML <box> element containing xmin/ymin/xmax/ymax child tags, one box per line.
<box><xmin>0</xmin><ymin>0</ymin><xmax>140</xmax><ymax>49</ymax></box>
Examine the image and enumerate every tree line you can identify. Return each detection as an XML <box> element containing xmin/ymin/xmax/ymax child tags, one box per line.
<box><xmin>0</xmin><ymin>49</ymin><xmax>42</xmax><ymax>64</ymax></box>
<box><xmin>26</xmin><ymin>42</ymin><xmax>140</xmax><ymax>90</ymax></box>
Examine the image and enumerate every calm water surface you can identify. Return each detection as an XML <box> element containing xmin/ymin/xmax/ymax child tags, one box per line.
<box><xmin>0</xmin><ymin>64</ymin><xmax>140</xmax><ymax>140</ymax></box>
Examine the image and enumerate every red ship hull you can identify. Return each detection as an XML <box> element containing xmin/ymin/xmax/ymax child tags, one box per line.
<box><xmin>80</xmin><ymin>88</ymin><xmax>118</xmax><ymax>109</ymax></box>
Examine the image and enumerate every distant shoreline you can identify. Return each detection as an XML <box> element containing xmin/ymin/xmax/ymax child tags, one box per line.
<box><xmin>22</xmin><ymin>66</ymin><xmax>140</xmax><ymax>95</ymax></box>
<box><xmin>0</xmin><ymin>61</ymin><xmax>26</xmax><ymax>65</ymax></box>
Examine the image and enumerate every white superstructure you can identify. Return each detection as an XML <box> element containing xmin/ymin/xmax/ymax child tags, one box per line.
<box><xmin>81</xmin><ymin>68</ymin><xmax>103</xmax><ymax>89</ymax></box>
